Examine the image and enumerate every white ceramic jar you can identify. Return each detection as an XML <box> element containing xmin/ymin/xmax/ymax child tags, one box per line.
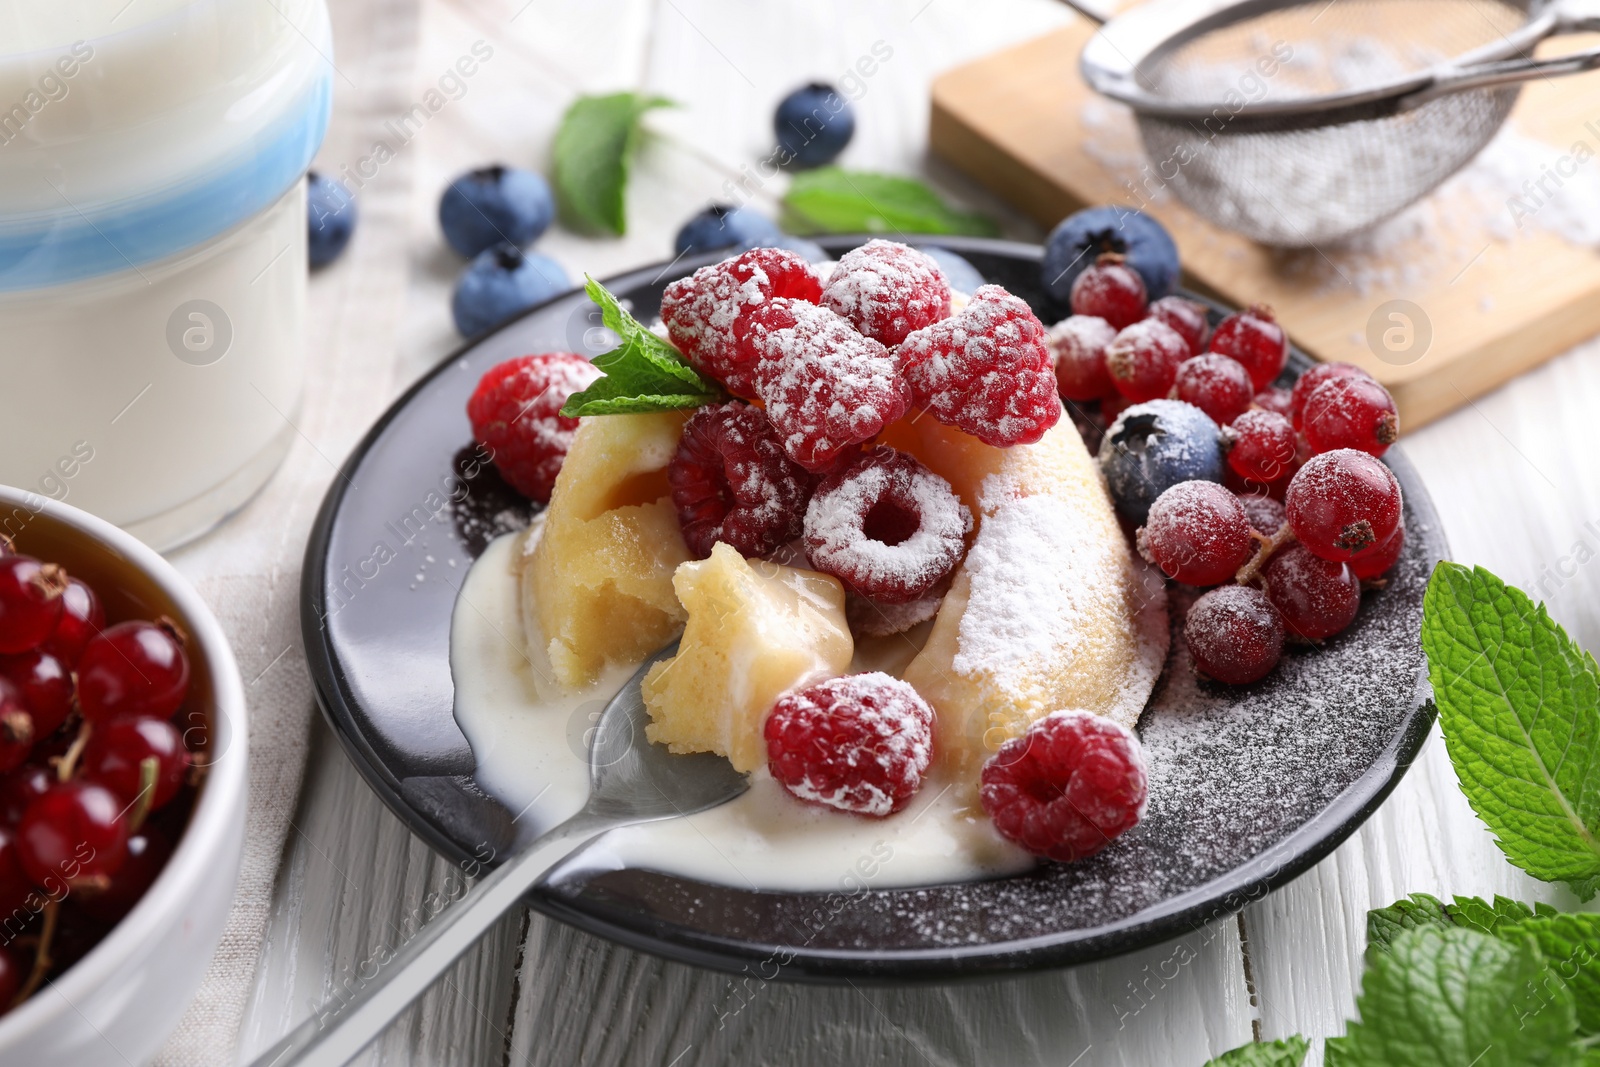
<box><xmin>0</xmin><ymin>0</ymin><xmax>332</xmax><ymax>550</ymax></box>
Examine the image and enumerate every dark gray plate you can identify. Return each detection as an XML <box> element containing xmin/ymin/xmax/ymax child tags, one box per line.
<box><xmin>300</xmin><ymin>236</ymin><xmax>1443</xmax><ymax>982</ymax></box>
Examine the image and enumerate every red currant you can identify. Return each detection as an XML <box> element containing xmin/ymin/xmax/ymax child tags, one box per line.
<box><xmin>1048</xmin><ymin>315</ymin><xmax>1117</xmax><ymax>401</ymax></box>
<box><xmin>0</xmin><ymin>557</ymin><xmax>66</xmax><ymax>654</ymax></box>
<box><xmin>0</xmin><ymin>681</ymin><xmax>31</xmax><ymax>776</ymax></box>
<box><xmin>1172</xmin><ymin>354</ymin><xmax>1252</xmax><ymax>425</ymax></box>
<box><xmin>1145</xmin><ymin>295</ymin><xmax>1210</xmax><ymax>355</ymax></box>
<box><xmin>1208</xmin><ymin>304</ymin><xmax>1288</xmax><ymax>390</ymax></box>
<box><xmin>1</xmin><ymin>766</ymin><xmax>51</xmax><ymax>826</ymax></box>
<box><xmin>1070</xmin><ymin>253</ymin><xmax>1147</xmax><ymax>330</ymax></box>
<box><xmin>76</xmin><ymin>828</ymin><xmax>171</xmax><ymax>925</ymax></box>
<box><xmin>1350</xmin><ymin>520</ymin><xmax>1406</xmax><ymax>580</ymax></box>
<box><xmin>1285</xmin><ymin>449</ymin><xmax>1403</xmax><ymax>562</ymax></box>
<box><xmin>1237</xmin><ymin>494</ymin><xmax>1287</xmax><ymax>538</ymax></box>
<box><xmin>1137</xmin><ymin>481</ymin><xmax>1255</xmax><ymax>586</ymax></box>
<box><xmin>1225</xmin><ymin>410</ymin><xmax>1299</xmax><ymax>484</ymax></box>
<box><xmin>0</xmin><ymin>826</ymin><xmax>33</xmax><ymax>915</ymax></box>
<box><xmin>82</xmin><ymin>717</ymin><xmax>191</xmax><ymax>813</ymax></box>
<box><xmin>0</xmin><ymin>650</ymin><xmax>73</xmax><ymax>737</ymax></box>
<box><xmin>1254</xmin><ymin>385</ymin><xmax>1293</xmax><ymax>419</ymax></box>
<box><xmin>17</xmin><ymin>781</ymin><xmax>129</xmax><ymax>889</ymax></box>
<box><xmin>41</xmin><ymin>577</ymin><xmax>103</xmax><ymax>665</ymax></box>
<box><xmin>1264</xmin><ymin>543</ymin><xmax>1361</xmax><ymax>641</ymax></box>
<box><xmin>1290</xmin><ymin>362</ymin><xmax>1373</xmax><ymax>429</ymax></box>
<box><xmin>77</xmin><ymin>620</ymin><xmax>191</xmax><ymax>722</ymax></box>
<box><xmin>1301</xmin><ymin>376</ymin><xmax>1399</xmax><ymax>457</ymax></box>
<box><xmin>1185</xmin><ymin>585</ymin><xmax>1284</xmax><ymax>685</ymax></box>
<box><xmin>1105</xmin><ymin>318</ymin><xmax>1188</xmax><ymax>403</ymax></box>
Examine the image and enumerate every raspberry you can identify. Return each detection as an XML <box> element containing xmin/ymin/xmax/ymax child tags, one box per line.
<box><xmin>1070</xmin><ymin>253</ymin><xmax>1147</xmax><ymax>330</ymax></box>
<box><xmin>979</xmin><ymin>710</ymin><xmax>1147</xmax><ymax>863</ymax></box>
<box><xmin>846</xmin><ymin>586</ymin><xmax>946</xmax><ymax>637</ymax></box>
<box><xmin>661</xmin><ymin>247</ymin><xmax>823</xmax><ymax>398</ymax></box>
<box><xmin>1185</xmin><ymin>584</ymin><xmax>1284</xmax><ymax>684</ymax></box>
<box><xmin>467</xmin><ymin>352</ymin><xmax>601</xmax><ymax>503</ymax></box>
<box><xmin>764</xmin><ymin>673</ymin><xmax>934</xmax><ymax>817</ymax></box>
<box><xmin>1350</xmin><ymin>520</ymin><xmax>1405</xmax><ymax>580</ymax></box>
<box><xmin>1047</xmin><ymin>314</ymin><xmax>1117</xmax><ymax>402</ymax></box>
<box><xmin>1290</xmin><ymin>362</ymin><xmax>1373</xmax><ymax>429</ymax></box>
<box><xmin>821</xmin><ymin>240</ymin><xmax>950</xmax><ymax>347</ymax></box>
<box><xmin>1105</xmin><ymin>318</ymin><xmax>1188</xmax><ymax>403</ymax></box>
<box><xmin>804</xmin><ymin>446</ymin><xmax>972</xmax><ymax>603</ymax></box>
<box><xmin>1254</xmin><ymin>385</ymin><xmax>1294</xmax><ymax>419</ymax></box>
<box><xmin>746</xmin><ymin>299</ymin><xmax>910</xmax><ymax>471</ymax></box>
<box><xmin>1224</xmin><ymin>409</ymin><xmax>1299</xmax><ymax>484</ymax></box>
<box><xmin>1285</xmin><ymin>449</ymin><xmax>1403</xmax><ymax>562</ymax></box>
<box><xmin>1137</xmin><ymin>481</ymin><xmax>1255</xmax><ymax>586</ymax></box>
<box><xmin>900</xmin><ymin>285</ymin><xmax>1061</xmax><ymax>447</ymax></box>
<box><xmin>1208</xmin><ymin>304</ymin><xmax>1288</xmax><ymax>390</ymax></box>
<box><xmin>1146</xmin><ymin>295</ymin><xmax>1210</xmax><ymax>355</ymax></box>
<box><xmin>1172</xmin><ymin>354</ymin><xmax>1252</xmax><ymax>425</ymax></box>
<box><xmin>1264</xmin><ymin>543</ymin><xmax>1361</xmax><ymax>642</ymax></box>
<box><xmin>1301</xmin><ymin>376</ymin><xmax>1399</xmax><ymax>457</ymax></box>
<box><xmin>668</xmin><ymin>402</ymin><xmax>810</xmax><ymax>559</ymax></box>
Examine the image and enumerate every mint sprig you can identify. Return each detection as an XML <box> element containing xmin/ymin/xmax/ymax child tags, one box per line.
<box><xmin>1201</xmin><ymin>1036</ymin><xmax>1308</xmax><ymax>1066</ymax></box>
<box><xmin>552</xmin><ymin>92</ymin><xmax>673</xmax><ymax>236</ymax></box>
<box><xmin>559</xmin><ymin>276</ymin><xmax>721</xmax><ymax>417</ymax></box>
<box><xmin>1422</xmin><ymin>562</ymin><xmax>1600</xmax><ymax>898</ymax></box>
<box><xmin>780</xmin><ymin>167</ymin><xmax>999</xmax><ymax>238</ymax></box>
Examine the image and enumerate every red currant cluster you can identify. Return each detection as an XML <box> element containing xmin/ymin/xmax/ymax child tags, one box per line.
<box><xmin>0</xmin><ymin>539</ymin><xmax>197</xmax><ymax>1013</ymax></box>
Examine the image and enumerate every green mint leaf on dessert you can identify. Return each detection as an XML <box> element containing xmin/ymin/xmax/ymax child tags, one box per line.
<box><xmin>553</xmin><ymin>92</ymin><xmax>673</xmax><ymax>236</ymax></box>
<box><xmin>1422</xmin><ymin>562</ymin><xmax>1600</xmax><ymax>898</ymax></box>
<box><xmin>1201</xmin><ymin>1036</ymin><xmax>1309</xmax><ymax>1066</ymax></box>
<box><xmin>780</xmin><ymin>168</ymin><xmax>999</xmax><ymax>238</ymax></box>
<box><xmin>560</xmin><ymin>276</ymin><xmax>721</xmax><ymax>417</ymax></box>
<box><xmin>1340</xmin><ymin>926</ymin><xmax>1580</xmax><ymax>1066</ymax></box>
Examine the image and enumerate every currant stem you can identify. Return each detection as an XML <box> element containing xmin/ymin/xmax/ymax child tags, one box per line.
<box><xmin>1235</xmin><ymin>524</ymin><xmax>1298</xmax><ymax>586</ymax></box>
<box><xmin>11</xmin><ymin>899</ymin><xmax>58</xmax><ymax>1009</ymax></box>
<box><xmin>55</xmin><ymin>721</ymin><xmax>91</xmax><ymax>782</ymax></box>
<box><xmin>128</xmin><ymin>757</ymin><xmax>159</xmax><ymax>833</ymax></box>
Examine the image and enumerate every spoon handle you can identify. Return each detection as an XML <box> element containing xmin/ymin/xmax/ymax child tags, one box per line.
<box><xmin>247</xmin><ymin>811</ymin><xmax>610</xmax><ymax>1067</ymax></box>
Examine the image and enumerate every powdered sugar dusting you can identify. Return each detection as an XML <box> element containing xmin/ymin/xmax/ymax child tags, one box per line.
<box><xmin>821</xmin><ymin>239</ymin><xmax>951</xmax><ymax>347</ymax></box>
<box><xmin>1045</xmin><ymin>314</ymin><xmax>1117</xmax><ymax>368</ymax></box>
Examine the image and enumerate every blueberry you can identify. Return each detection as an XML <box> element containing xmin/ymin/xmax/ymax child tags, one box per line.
<box><xmin>774</xmin><ymin>83</ymin><xmax>855</xmax><ymax>169</ymax></box>
<box><xmin>740</xmin><ymin>231</ymin><xmax>828</xmax><ymax>262</ymax></box>
<box><xmin>674</xmin><ymin>204</ymin><xmax>782</xmax><ymax>257</ymax></box>
<box><xmin>1098</xmin><ymin>399</ymin><xmax>1224</xmax><ymax>525</ymax></box>
<box><xmin>1043</xmin><ymin>206</ymin><xmax>1180</xmax><ymax>304</ymax></box>
<box><xmin>307</xmin><ymin>171</ymin><xmax>356</xmax><ymax>269</ymax></box>
<box><xmin>920</xmin><ymin>246</ymin><xmax>986</xmax><ymax>295</ymax></box>
<box><xmin>451</xmin><ymin>244</ymin><xmax>570</xmax><ymax>337</ymax></box>
<box><xmin>438</xmin><ymin>165</ymin><xmax>554</xmax><ymax>258</ymax></box>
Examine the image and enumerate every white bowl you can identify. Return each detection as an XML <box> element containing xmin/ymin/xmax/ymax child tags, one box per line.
<box><xmin>0</xmin><ymin>487</ymin><xmax>247</xmax><ymax>1065</ymax></box>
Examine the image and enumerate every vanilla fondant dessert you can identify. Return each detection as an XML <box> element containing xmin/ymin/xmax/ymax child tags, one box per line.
<box><xmin>448</xmin><ymin>240</ymin><xmax>1174</xmax><ymax>889</ymax></box>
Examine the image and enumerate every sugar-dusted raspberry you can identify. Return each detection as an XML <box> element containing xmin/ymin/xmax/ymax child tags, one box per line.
<box><xmin>747</xmin><ymin>299</ymin><xmax>911</xmax><ymax>471</ymax></box>
<box><xmin>1146</xmin><ymin>295</ymin><xmax>1211</xmax><ymax>355</ymax></box>
<box><xmin>980</xmin><ymin>710</ymin><xmax>1147</xmax><ymax>863</ymax></box>
<box><xmin>467</xmin><ymin>352</ymin><xmax>602</xmax><ymax>502</ymax></box>
<box><xmin>668</xmin><ymin>402</ymin><xmax>810</xmax><ymax>559</ymax></box>
<box><xmin>1185</xmin><ymin>584</ymin><xmax>1284</xmax><ymax>684</ymax></box>
<box><xmin>660</xmin><ymin>247</ymin><xmax>823</xmax><ymax>398</ymax></box>
<box><xmin>1172</xmin><ymin>353</ymin><xmax>1252</xmax><ymax>425</ymax></box>
<box><xmin>1047</xmin><ymin>314</ymin><xmax>1117</xmax><ymax>401</ymax></box>
<box><xmin>899</xmin><ymin>285</ymin><xmax>1062</xmax><ymax>447</ymax></box>
<box><xmin>805</xmin><ymin>446</ymin><xmax>972</xmax><ymax>603</ymax></box>
<box><xmin>821</xmin><ymin>240</ymin><xmax>950</xmax><ymax>347</ymax></box>
<box><xmin>764</xmin><ymin>673</ymin><xmax>934</xmax><ymax>817</ymax></box>
<box><xmin>1105</xmin><ymin>318</ymin><xmax>1189</xmax><ymax>404</ymax></box>
<box><xmin>846</xmin><ymin>586</ymin><xmax>947</xmax><ymax>637</ymax></box>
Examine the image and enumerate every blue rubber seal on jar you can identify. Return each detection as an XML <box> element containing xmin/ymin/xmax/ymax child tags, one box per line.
<box><xmin>0</xmin><ymin>70</ymin><xmax>331</xmax><ymax>291</ymax></box>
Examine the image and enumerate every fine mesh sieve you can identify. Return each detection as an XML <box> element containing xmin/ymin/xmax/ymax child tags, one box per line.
<box><xmin>1074</xmin><ymin>0</ymin><xmax>1600</xmax><ymax>245</ymax></box>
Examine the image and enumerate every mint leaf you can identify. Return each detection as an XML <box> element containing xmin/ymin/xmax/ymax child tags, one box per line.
<box><xmin>552</xmin><ymin>92</ymin><xmax>672</xmax><ymax>236</ymax></box>
<box><xmin>1202</xmin><ymin>1036</ymin><xmax>1309</xmax><ymax>1066</ymax></box>
<box><xmin>1366</xmin><ymin>893</ymin><xmax>1452</xmax><ymax>962</ymax></box>
<box><xmin>1447</xmin><ymin>894</ymin><xmax>1547</xmax><ymax>935</ymax></box>
<box><xmin>1506</xmin><ymin>914</ymin><xmax>1600</xmax><ymax>1034</ymax></box>
<box><xmin>781</xmin><ymin>168</ymin><xmax>999</xmax><ymax>237</ymax></box>
<box><xmin>1341</xmin><ymin>926</ymin><xmax>1581</xmax><ymax>1066</ymax></box>
<box><xmin>1422</xmin><ymin>562</ymin><xmax>1600</xmax><ymax>898</ymax></box>
<box><xmin>560</xmin><ymin>276</ymin><xmax>721</xmax><ymax>417</ymax></box>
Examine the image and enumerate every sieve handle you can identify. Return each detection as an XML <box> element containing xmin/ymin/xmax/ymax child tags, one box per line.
<box><xmin>1406</xmin><ymin>46</ymin><xmax>1600</xmax><ymax>105</ymax></box>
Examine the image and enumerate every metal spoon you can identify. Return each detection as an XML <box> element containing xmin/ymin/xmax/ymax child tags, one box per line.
<box><xmin>248</xmin><ymin>642</ymin><xmax>746</xmax><ymax>1067</ymax></box>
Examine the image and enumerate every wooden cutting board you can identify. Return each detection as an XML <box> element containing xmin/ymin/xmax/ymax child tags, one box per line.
<box><xmin>930</xmin><ymin>20</ymin><xmax>1600</xmax><ymax>430</ymax></box>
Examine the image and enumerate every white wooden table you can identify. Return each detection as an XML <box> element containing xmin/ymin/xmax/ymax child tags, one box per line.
<box><xmin>222</xmin><ymin>1</ymin><xmax>1600</xmax><ymax>1063</ymax></box>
